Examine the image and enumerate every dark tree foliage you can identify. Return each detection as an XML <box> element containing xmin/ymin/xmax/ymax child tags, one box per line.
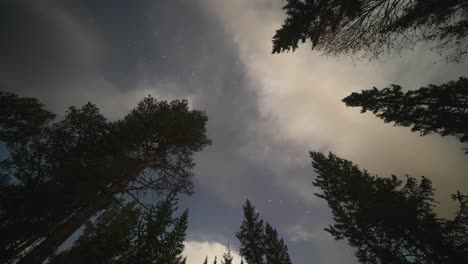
<box><xmin>213</xmin><ymin>256</ymin><xmax>218</xmax><ymax>264</ymax></box>
<box><xmin>272</xmin><ymin>0</ymin><xmax>468</xmax><ymax>61</ymax></box>
<box><xmin>49</xmin><ymin>196</ymin><xmax>188</xmax><ymax>264</ymax></box>
<box><xmin>118</xmin><ymin>198</ymin><xmax>188</xmax><ymax>264</ymax></box>
<box><xmin>236</xmin><ymin>200</ymin><xmax>265</xmax><ymax>264</ymax></box>
<box><xmin>203</xmin><ymin>256</ymin><xmax>209</xmax><ymax>264</ymax></box>
<box><xmin>221</xmin><ymin>246</ymin><xmax>234</xmax><ymax>264</ymax></box>
<box><xmin>0</xmin><ymin>92</ymin><xmax>55</xmax><ymax>142</ymax></box>
<box><xmin>236</xmin><ymin>200</ymin><xmax>293</xmax><ymax>264</ymax></box>
<box><xmin>264</xmin><ymin>223</ymin><xmax>293</xmax><ymax>264</ymax></box>
<box><xmin>310</xmin><ymin>151</ymin><xmax>468</xmax><ymax>264</ymax></box>
<box><xmin>0</xmin><ymin>93</ymin><xmax>211</xmax><ymax>264</ymax></box>
<box><xmin>343</xmin><ymin>77</ymin><xmax>468</xmax><ymax>152</ymax></box>
<box><xmin>48</xmin><ymin>202</ymin><xmax>140</xmax><ymax>264</ymax></box>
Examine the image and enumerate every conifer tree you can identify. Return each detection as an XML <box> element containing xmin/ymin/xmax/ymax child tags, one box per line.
<box><xmin>272</xmin><ymin>0</ymin><xmax>468</xmax><ymax>61</ymax></box>
<box><xmin>310</xmin><ymin>151</ymin><xmax>468</xmax><ymax>263</ymax></box>
<box><xmin>0</xmin><ymin>93</ymin><xmax>211</xmax><ymax>264</ymax></box>
<box><xmin>213</xmin><ymin>256</ymin><xmax>218</xmax><ymax>264</ymax></box>
<box><xmin>49</xmin><ymin>196</ymin><xmax>189</xmax><ymax>264</ymax></box>
<box><xmin>236</xmin><ymin>200</ymin><xmax>265</xmax><ymax>264</ymax></box>
<box><xmin>264</xmin><ymin>223</ymin><xmax>293</xmax><ymax>264</ymax></box>
<box><xmin>221</xmin><ymin>246</ymin><xmax>234</xmax><ymax>264</ymax></box>
<box><xmin>343</xmin><ymin>77</ymin><xmax>468</xmax><ymax>152</ymax></box>
<box><xmin>116</xmin><ymin>197</ymin><xmax>188</xmax><ymax>264</ymax></box>
<box><xmin>48</xmin><ymin>202</ymin><xmax>140</xmax><ymax>264</ymax></box>
<box><xmin>203</xmin><ymin>256</ymin><xmax>209</xmax><ymax>264</ymax></box>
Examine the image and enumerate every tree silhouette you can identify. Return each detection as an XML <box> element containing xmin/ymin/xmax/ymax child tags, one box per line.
<box><xmin>236</xmin><ymin>200</ymin><xmax>265</xmax><ymax>264</ymax></box>
<box><xmin>343</xmin><ymin>77</ymin><xmax>468</xmax><ymax>152</ymax></box>
<box><xmin>0</xmin><ymin>92</ymin><xmax>55</xmax><ymax>143</ymax></box>
<box><xmin>264</xmin><ymin>223</ymin><xmax>293</xmax><ymax>264</ymax></box>
<box><xmin>236</xmin><ymin>200</ymin><xmax>294</xmax><ymax>264</ymax></box>
<box><xmin>49</xmin><ymin>196</ymin><xmax>188</xmax><ymax>264</ymax></box>
<box><xmin>310</xmin><ymin>151</ymin><xmax>468</xmax><ymax>263</ymax></box>
<box><xmin>272</xmin><ymin>0</ymin><xmax>468</xmax><ymax>61</ymax></box>
<box><xmin>48</xmin><ymin>202</ymin><xmax>140</xmax><ymax>264</ymax></box>
<box><xmin>0</xmin><ymin>93</ymin><xmax>211</xmax><ymax>264</ymax></box>
<box><xmin>221</xmin><ymin>246</ymin><xmax>234</xmax><ymax>264</ymax></box>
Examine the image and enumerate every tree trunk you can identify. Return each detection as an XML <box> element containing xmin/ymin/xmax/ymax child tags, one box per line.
<box><xmin>15</xmin><ymin>172</ymin><xmax>138</xmax><ymax>264</ymax></box>
<box><xmin>16</xmin><ymin>194</ymin><xmax>114</xmax><ymax>264</ymax></box>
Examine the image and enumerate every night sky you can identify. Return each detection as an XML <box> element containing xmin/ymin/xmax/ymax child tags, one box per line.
<box><xmin>1</xmin><ymin>1</ymin><xmax>467</xmax><ymax>264</ymax></box>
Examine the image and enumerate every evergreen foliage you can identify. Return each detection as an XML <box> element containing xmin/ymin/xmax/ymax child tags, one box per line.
<box><xmin>264</xmin><ymin>223</ymin><xmax>293</xmax><ymax>264</ymax></box>
<box><xmin>221</xmin><ymin>246</ymin><xmax>234</xmax><ymax>264</ymax></box>
<box><xmin>310</xmin><ymin>151</ymin><xmax>468</xmax><ymax>263</ymax></box>
<box><xmin>236</xmin><ymin>200</ymin><xmax>294</xmax><ymax>264</ymax></box>
<box><xmin>272</xmin><ymin>0</ymin><xmax>468</xmax><ymax>61</ymax></box>
<box><xmin>49</xmin><ymin>196</ymin><xmax>188</xmax><ymax>264</ymax></box>
<box><xmin>236</xmin><ymin>200</ymin><xmax>265</xmax><ymax>264</ymax></box>
<box><xmin>343</xmin><ymin>77</ymin><xmax>468</xmax><ymax>152</ymax></box>
<box><xmin>0</xmin><ymin>93</ymin><xmax>211</xmax><ymax>263</ymax></box>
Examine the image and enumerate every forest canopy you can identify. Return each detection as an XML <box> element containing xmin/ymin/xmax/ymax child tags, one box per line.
<box><xmin>273</xmin><ymin>0</ymin><xmax>468</xmax><ymax>61</ymax></box>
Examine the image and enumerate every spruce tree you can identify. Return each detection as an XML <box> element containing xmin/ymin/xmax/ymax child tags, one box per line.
<box><xmin>310</xmin><ymin>151</ymin><xmax>468</xmax><ymax>263</ymax></box>
<box><xmin>343</xmin><ymin>77</ymin><xmax>468</xmax><ymax>152</ymax></box>
<box><xmin>117</xmin><ymin>197</ymin><xmax>188</xmax><ymax>264</ymax></box>
<box><xmin>203</xmin><ymin>256</ymin><xmax>209</xmax><ymax>264</ymax></box>
<box><xmin>49</xmin><ymin>196</ymin><xmax>189</xmax><ymax>264</ymax></box>
<box><xmin>264</xmin><ymin>223</ymin><xmax>293</xmax><ymax>264</ymax></box>
<box><xmin>221</xmin><ymin>246</ymin><xmax>234</xmax><ymax>264</ymax></box>
<box><xmin>213</xmin><ymin>256</ymin><xmax>218</xmax><ymax>264</ymax></box>
<box><xmin>236</xmin><ymin>200</ymin><xmax>265</xmax><ymax>264</ymax></box>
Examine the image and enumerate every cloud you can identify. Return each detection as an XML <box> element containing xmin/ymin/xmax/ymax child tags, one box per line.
<box><xmin>3</xmin><ymin>1</ymin><xmax>467</xmax><ymax>264</ymax></box>
<box><xmin>201</xmin><ymin>0</ymin><xmax>468</xmax><ymax>216</ymax></box>
<box><xmin>287</xmin><ymin>224</ymin><xmax>317</xmax><ymax>242</ymax></box>
<box><xmin>286</xmin><ymin>223</ymin><xmax>358</xmax><ymax>264</ymax></box>
<box><xmin>184</xmin><ymin>241</ymin><xmax>242</xmax><ymax>264</ymax></box>
<box><xmin>0</xmin><ymin>1</ymin><xmax>102</xmax><ymax>90</ymax></box>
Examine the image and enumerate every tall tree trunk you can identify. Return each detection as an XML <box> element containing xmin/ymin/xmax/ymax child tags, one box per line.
<box><xmin>16</xmin><ymin>171</ymin><xmax>139</xmax><ymax>264</ymax></box>
<box><xmin>16</xmin><ymin>194</ymin><xmax>114</xmax><ymax>264</ymax></box>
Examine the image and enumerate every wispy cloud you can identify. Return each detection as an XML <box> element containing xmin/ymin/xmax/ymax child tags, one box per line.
<box><xmin>184</xmin><ymin>241</ymin><xmax>242</xmax><ymax>264</ymax></box>
<box><xmin>201</xmin><ymin>0</ymin><xmax>468</xmax><ymax>216</ymax></box>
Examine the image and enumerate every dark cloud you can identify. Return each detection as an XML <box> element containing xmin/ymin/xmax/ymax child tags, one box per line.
<box><xmin>0</xmin><ymin>1</ymin><xmax>100</xmax><ymax>91</ymax></box>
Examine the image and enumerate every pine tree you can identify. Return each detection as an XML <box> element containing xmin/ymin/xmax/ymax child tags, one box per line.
<box><xmin>236</xmin><ymin>200</ymin><xmax>265</xmax><ymax>264</ymax></box>
<box><xmin>272</xmin><ymin>0</ymin><xmax>468</xmax><ymax>61</ymax></box>
<box><xmin>213</xmin><ymin>256</ymin><xmax>218</xmax><ymax>264</ymax></box>
<box><xmin>221</xmin><ymin>245</ymin><xmax>234</xmax><ymax>264</ymax></box>
<box><xmin>0</xmin><ymin>92</ymin><xmax>55</xmax><ymax>143</ymax></box>
<box><xmin>310</xmin><ymin>151</ymin><xmax>468</xmax><ymax>263</ymax></box>
<box><xmin>0</xmin><ymin>93</ymin><xmax>211</xmax><ymax>264</ymax></box>
<box><xmin>0</xmin><ymin>92</ymin><xmax>56</xmax><ymax>262</ymax></box>
<box><xmin>343</xmin><ymin>77</ymin><xmax>468</xmax><ymax>152</ymax></box>
<box><xmin>264</xmin><ymin>223</ymin><xmax>293</xmax><ymax>264</ymax></box>
<box><xmin>203</xmin><ymin>256</ymin><xmax>209</xmax><ymax>264</ymax></box>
